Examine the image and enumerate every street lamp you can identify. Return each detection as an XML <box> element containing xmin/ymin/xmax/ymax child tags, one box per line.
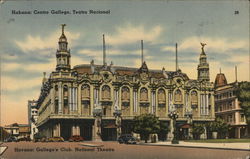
<box><xmin>168</xmin><ymin>108</ymin><xmax>179</xmax><ymax>144</ymax></box>
<box><xmin>113</xmin><ymin>107</ymin><xmax>122</xmax><ymax>139</ymax></box>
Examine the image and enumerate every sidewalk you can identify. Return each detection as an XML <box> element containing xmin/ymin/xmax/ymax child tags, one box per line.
<box><xmin>139</xmin><ymin>141</ymin><xmax>250</xmax><ymax>151</ymax></box>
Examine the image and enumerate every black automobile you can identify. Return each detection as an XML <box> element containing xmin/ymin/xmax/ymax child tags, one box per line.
<box><xmin>5</xmin><ymin>136</ymin><xmax>18</xmax><ymax>142</ymax></box>
<box><xmin>118</xmin><ymin>134</ymin><xmax>137</xmax><ymax>144</ymax></box>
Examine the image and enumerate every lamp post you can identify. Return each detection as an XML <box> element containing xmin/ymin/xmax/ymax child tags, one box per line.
<box><xmin>113</xmin><ymin>107</ymin><xmax>122</xmax><ymax>140</ymax></box>
<box><xmin>168</xmin><ymin>109</ymin><xmax>179</xmax><ymax>144</ymax></box>
<box><xmin>93</xmin><ymin>106</ymin><xmax>102</xmax><ymax>141</ymax></box>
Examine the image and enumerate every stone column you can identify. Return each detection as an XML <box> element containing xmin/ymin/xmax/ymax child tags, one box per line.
<box><xmin>78</xmin><ymin>85</ymin><xmax>81</xmax><ymax>115</ymax></box>
<box><xmin>72</xmin><ymin>126</ymin><xmax>75</xmax><ymax>136</ymax></box>
<box><xmin>72</xmin><ymin>88</ymin><xmax>75</xmax><ymax>113</ymax></box>
<box><xmin>53</xmin><ymin>125</ymin><xmax>56</xmax><ymax>137</ymax></box>
<box><xmin>76</xmin><ymin>125</ymin><xmax>80</xmax><ymax>136</ymax></box>
<box><xmin>197</xmin><ymin>92</ymin><xmax>201</xmax><ymax>117</ymax></box>
<box><xmin>75</xmin><ymin>87</ymin><xmax>78</xmax><ymax>113</ymax></box>
<box><xmin>129</xmin><ymin>88</ymin><xmax>133</xmax><ymax>116</ymax></box>
<box><xmin>58</xmin><ymin>123</ymin><xmax>61</xmax><ymax>137</ymax></box>
<box><xmin>151</xmin><ymin>91</ymin><xmax>155</xmax><ymax>114</ymax></box>
<box><xmin>53</xmin><ymin>123</ymin><xmax>61</xmax><ymax>137</ymax></box>
<box><xmin>211</xmin><ymin>92</ymin><xmax>215</xmax><ymax>118</ymax></box>
<box><xmin>69</xmin><ymin>87</ymin><xmax>72</xmax><ymax>114</ymax></box>
<box><xmin>51</xmin><ymin>86</ymin><xmax>55</xmax><ymax>113</ymax></box>
<box><xmin>236</xmin><ymin>127</ymin><xmax>241</xmax><ymax>139</ymax></box>
<box><xmin>58</xmin><ymin>83</ymin><xmax>62</xmax><ymax>114</ymax></box>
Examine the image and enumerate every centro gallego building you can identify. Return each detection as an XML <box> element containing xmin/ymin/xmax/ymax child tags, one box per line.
<box><xmin>36</xmin><ymin>25</ymin><xmax>215</xmax><ymax>141</ymax></box>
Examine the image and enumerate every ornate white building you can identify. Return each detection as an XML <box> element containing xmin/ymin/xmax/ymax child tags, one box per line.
<box><xmin>36</xmin><ymin>25</ymin><xmax>215</xmax><ymax>141</ymax></box>
<box><xmin>28</xmin><ymin>100</ymin><xmax>38</xmax><ymax>140</ymax></box>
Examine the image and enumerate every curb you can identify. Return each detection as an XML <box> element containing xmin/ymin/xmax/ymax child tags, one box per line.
<box><xmin>137</xmin><ymin>143</ymin><xmax>250</xmax><ymax>152</ymax></box>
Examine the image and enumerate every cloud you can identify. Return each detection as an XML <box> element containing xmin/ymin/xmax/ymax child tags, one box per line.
<box><xmin>162</xmin><ymin>46</ymin><xmax>176</xmax><ymax>53</ymax></box>
<box><xmin>2</xmin><ymin>76</ymin><xmax>42</xmax><ymax>92</ymax></box>
<box><xmin>2</xmin><ymin>62</ymin><xmax>21</xmax><ymax>72</ymax></box>
<box><xmin>106</xmin><ymin>24</ymin><xmax>163</xmax><ymax>45</ymax></box>
<box><xmin>78</xmin><ymin>49</ymin><xmax>102</xmax><ymax>57</ymax></box>
<box><xmin>1</xmin><ymin>94</ymin><xmax>33</xmax><ymax>125</ymax></box>
<box><xmin>178</xmin><ymin>36</ymin><xmax>248</xmax><ymax>53</ymax></box>
<box><xmin>15</xmin><ymin>30</ymin><xmax>81</xmax><ymax>53</ymax></box>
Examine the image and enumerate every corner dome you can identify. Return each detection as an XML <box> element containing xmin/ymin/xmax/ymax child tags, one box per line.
<box><xmin>214</xmin><ymin>73</ymin><xmax>227</xmax><ymax>87</ymax></box>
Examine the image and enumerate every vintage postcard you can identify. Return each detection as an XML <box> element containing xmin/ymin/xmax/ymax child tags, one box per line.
<box><xmin>0</xmin><ymin>0</ymin><xmax>249</xmax><ymax>159</ymax></box>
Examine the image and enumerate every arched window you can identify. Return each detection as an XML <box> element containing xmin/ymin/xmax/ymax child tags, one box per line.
<box><xmin>102</xmin><ymin>85</ymin><xmax>111</xmax><ymax>100</ymax></box>
<box><xmin>191</xmin><ymin>91</ymin><xmax>198</xmax><ymax>105</ymax></box>
<box><xmin>174</xmin><ymin>89</ymin><xmax>182</xmax><ymax>102</ymax></box>
<box><xmin>140</xmin><ymin>88</ymin><xmax>148</xmax><ymax>101</ymax></box>
<box><xmin>81</xmin><ymin>84</ymin><xmax>90</xmax><ymax>99</ymax></box>
<box><xmin>158</xmin><ymin>89</ymin><xmax>166</xmax><ymax>103</ymax></box>
<box><xmin>63</xmin><ymin>85</ymin><xmax>68</xmax><ymax>97</ymax></box>
<box><xmin>55</xmin><ymin>85</ymin><xmax>58</xmax><ymax>98</ymax></box>
<box><xmin>121</xmin><ymin>86</ymin><xmax>130</xmax><ymax>101</ymax></box>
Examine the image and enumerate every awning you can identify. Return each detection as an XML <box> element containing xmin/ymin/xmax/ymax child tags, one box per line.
<box><xmin>103</xmin><ymin>123</ymin><xmax>117</xmax><ymax>128</ymax></box>
<box><xmin>181</xmin><ymin>124</ymin><xmax>192</xmax><ymax>129</ymax></box>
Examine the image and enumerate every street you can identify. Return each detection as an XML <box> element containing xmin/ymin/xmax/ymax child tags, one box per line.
<box><xmin>0</xmin><ymin>141</ymin><xmax>249</xmax><ymax>159</ymax></box>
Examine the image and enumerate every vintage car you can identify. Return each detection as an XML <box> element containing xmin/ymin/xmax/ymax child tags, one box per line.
<box><xmin>47</xmin><ymin>136</ymin><xmax>64</xmax><ymax>142</ymax></box>
<box><xmin>118</xmin><ymin>134</ymin><xmax>137</xmax><ymax>144</ymax></box>
<box><xmin>5</xmin><ymin>136</ymin><xmax>18</xmax><ymax>142</ymax></box>
<box><xmin>69</xmin><ymin>135</ymin><xmax>84</xmax><ymax>142</ymax></box>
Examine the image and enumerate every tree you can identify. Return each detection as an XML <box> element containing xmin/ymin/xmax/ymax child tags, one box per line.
<box><xmin>133</xmin><ymin>114</ymin><xmax>160</xmax><ymax>143</ymax></box>
<box><xmin>236</xmin><ymin>81</ymin><xmax>250</xmax><ymax>137</ymax></box>
<box><xmin>191</xmin><ymin>123</ymin><xmax>205</xmax><ymax>140</ymax></box>
<box><xmin>205</xmin><ymin>118</ymin><xmax>230</xmax><ymax>139</ymax></box>
<box><xmin>215</xmin><ymin>118</ymin><xmax>230</xmax><ymax>139</ymax></box>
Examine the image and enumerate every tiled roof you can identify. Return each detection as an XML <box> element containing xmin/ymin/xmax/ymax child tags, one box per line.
<box><xmin>214</xmin><ymin>73</ymin><xmax>227</xmax><ymax>87</ymax></box>
<box><xmin>73</xmin><ymin>64</ymin><xmax>190</xmax><ymax>80</ymax></box>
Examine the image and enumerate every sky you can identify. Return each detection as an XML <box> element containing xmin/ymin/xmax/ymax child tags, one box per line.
<box><xmin>0</xmin><ymin>0</ymin><xmax>249</xmax><ymax>126</ymax></box>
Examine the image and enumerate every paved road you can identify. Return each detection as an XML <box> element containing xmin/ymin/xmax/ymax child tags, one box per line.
<box><xmin>0</xmin><ymin>141</ymin><xmax>249</xmax><ymax>159</ymax></box>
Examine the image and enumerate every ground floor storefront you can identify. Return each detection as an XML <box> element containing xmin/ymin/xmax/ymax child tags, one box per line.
<box><xmin>37</xmin><ymin>119</ymin><xmax>211</xmax><ymax>141</ymax></box>
<box><xmin>38</xmin><ymin>119</ymin><xmax>137</xmax><ymax>141</ymax></box>
<box><xmin>228</xmin><ymin>125</ymin><xmax>247</xmax><ymax>139</ymax></box>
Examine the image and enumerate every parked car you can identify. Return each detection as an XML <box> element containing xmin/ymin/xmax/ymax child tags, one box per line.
<box><xmin>118</xmin><ymin>134</ymin><xmax>137</xmax><ymax>144</ymax></box>
<box><xmin>126</xmin><ymin>137</ymin><xmax>137</xmax><ymax>144</ymax></box>
<box><xmin>69</xmin><ymin>135</ymin><xmax>84</xmax><ymax>142</ymax></box>
<box><xmin>47</xmin><ymin>136</ymin><xmax>64</xmax><ymax>142</ymax></box>
<box><xmin>18</xmin><ymin>137</ymin><xmax>31</xmax><ymax>142</ymax></box>
<box><xmin>5</xmin><ymin>136</ymin><xmax>18</xmax><ymax>142</ymax></box>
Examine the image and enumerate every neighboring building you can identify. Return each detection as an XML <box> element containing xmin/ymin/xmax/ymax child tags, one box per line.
<box><xmin>4</xmin><ymin>123</ymin><xmax>30</xmax><ymax>139</ymax></box>
<box><xmin>0</xmin><ymin>126</ymin><xmax>10</xmax><ymax>141</ymax></box>
<box><xmin>36</xmin><ymin>25</ymin><xmax>215</xmax><ymax>141</ymax></box>
<box><xmin>28</xmin><ymin>100</ymin><xmax>38</xmax><ymax>140</ymax></box>
<box><xmin>4</xmin><ymin>123</ymin><xmax>19</xmax><ymax>137</ymax></box>
<box><xmin>214</xmin><ymin>72</ymin><xmax>247</xmax><ymax>138</ymax></box>
<box><xmin>18</xmin><ymin>124</ymin><xmax>30</xmax><ymax>139</ymax></box>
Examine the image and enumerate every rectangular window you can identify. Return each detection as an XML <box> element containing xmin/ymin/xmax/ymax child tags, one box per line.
<box><xmin>55</xmin><ymin>99</ymin><xmax>59</xmax><ymax>114</ymax></box>
<box><xmin>228</xmin><ymin>115</ymin><xmax>232</xmax><ymax>122</ymax></box>
<box><xmin>240</xmin><ymin>114</ymin><xmax>245</xmax><ymax>122</ymax></box>
<box><xmin>103</xmin><ymin>108</ymin><xmax>106</xmax><ymax>116</ymax></box>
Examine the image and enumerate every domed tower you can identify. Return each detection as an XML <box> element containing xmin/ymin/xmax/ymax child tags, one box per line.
<box><xmin>214</xmin><ymin>70</ymin><xmax>228</xmax><ymax>88</ymax></box>
<box><xmin>56</xmin><ymin>24</ymin><xmax>71</xmax><ymax>71</ymax></box>
<box><xmin>197</xmin><ymin>43</ymin><xmax>210</xmax><ymax>81</ymax></box>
